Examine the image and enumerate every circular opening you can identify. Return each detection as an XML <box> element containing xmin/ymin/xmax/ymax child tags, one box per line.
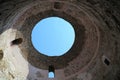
<box><xmin>31</xmin><ymin>17</ymin><xmax>75</xmax><ymax>56</ymax></box>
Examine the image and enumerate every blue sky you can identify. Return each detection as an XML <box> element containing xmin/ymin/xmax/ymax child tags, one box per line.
<box><xmin>49</xmin><ymin>72</ymin><xmax>54</xmax><ymax>78</ymax></box>
<box><xmin>31</xmin><ymin>17</ymin><xmax>75</xmax><ymax>56</ymax></box>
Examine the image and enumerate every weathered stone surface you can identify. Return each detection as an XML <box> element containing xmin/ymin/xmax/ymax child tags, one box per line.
<box><xmin>0</xmin><ymin>0</ymin><xmax>120</xmax><ymax>80</ymax></box>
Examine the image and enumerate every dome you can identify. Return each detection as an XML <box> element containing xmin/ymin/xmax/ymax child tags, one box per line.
<box><xmin>0</xmin><ymin>0</ymin><xmax>120</xmax><ymax>80</ymax></box>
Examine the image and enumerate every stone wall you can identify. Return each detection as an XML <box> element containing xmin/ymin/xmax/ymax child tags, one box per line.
<box><xmin>0</xmin><ymin>0</ymin><xmax>120</xmax><ymax>80</ymax></box>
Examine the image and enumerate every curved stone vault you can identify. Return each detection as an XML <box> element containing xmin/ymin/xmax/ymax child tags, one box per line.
<box><xmin>0</xmin><ymin>0</ymin><xmax>120</xmax><ymax>80</ymax></box>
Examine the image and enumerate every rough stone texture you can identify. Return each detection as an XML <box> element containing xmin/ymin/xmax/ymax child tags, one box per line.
<box><xmin>0</xmin><ymin>0</ymin><xmax>120</xmax><ymax>80</ymax></box>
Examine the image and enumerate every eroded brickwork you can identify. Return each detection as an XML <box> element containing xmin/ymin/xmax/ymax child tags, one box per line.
<box><xmin>0</xmin><ymin>0</ymin><xmax>120</xmax><ymax>80</ymax></box>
